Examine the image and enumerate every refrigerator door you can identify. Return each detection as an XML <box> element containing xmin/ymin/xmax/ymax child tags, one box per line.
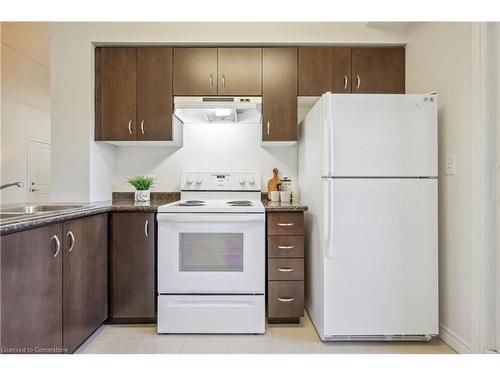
<box><xmin>322</xmin><ymin>177</ymin><xmax>438</xmax><ymax>338</ymax></box>
<box><xmin>323</xmin><ymin>94</ymin><xmax>438</xmax><ymax>177</ymax></box>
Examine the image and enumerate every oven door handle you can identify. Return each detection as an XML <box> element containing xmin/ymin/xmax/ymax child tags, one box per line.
<box><xmin>157</xmin><ymin>214</ymin><xmax>265</xmax><ymax>223</ymax></box>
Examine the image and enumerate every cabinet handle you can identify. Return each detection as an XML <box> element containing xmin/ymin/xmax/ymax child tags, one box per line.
<box><xmin>278</xmin><ymin>268</ymin><xmax>294</xmax><ymax>272</ymax></box>
<box><xmin>144</xmin><ymin>220</ymin><xmax>149</xmax><ymax>238</ymax></box>
<box><xmin>51</xmin><ymin>235</ymin><xmax>61</xmax><ymax>258</ymax></box>
<box><xmin>267</xmin><ymin>121</ymin><xmax>270</xmax><ymax>135</ymax></box>
<box><xmin>209</xmin><ymin>74</ymin><xmax>213</xmax><ymax>88</ymax></box>
<box><xmin>222</xmin><ymin>74</ymin><xmax>226</xmax><ymax>88</ymax></box>
<box><xmin>140</xmin><ymin>120</ymin><xmax>145</xmax><ymax>134</ymax></box>
<box><xmin>344</xmin><ymin>75</ymin><xmax>348</xmax><ymax>90</ymax></box>
<box><xmin>67</xmin><ymin>231</ymin><xmax>75</xmax><ymax>253</ymax></box>
<box><xmin>277</xmin><ymin>245</ymin><xmax>294</xmax><ymax>249</ymax></box>
<box><xmin>278</xmin><ymin>297</ymin><xmax>295</xmax><ymax>302</ymax></box>
<box><xmin>356</xmin><ymin>75</ymin><xmax>361</xmax><ymax>90</ymax></box>
<box><xmin>277</xmin><ymin>223</ymin><xmax>294</xmax><ymax>227</ymax></box>
<box><xmin>128</xmin><ymin>120</ymin><xmax>133</xmax><ymax>135</ymax></box>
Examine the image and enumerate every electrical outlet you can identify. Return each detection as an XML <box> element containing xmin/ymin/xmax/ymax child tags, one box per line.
<box><xmin>444</xmin><ymin>155</ymin><xmax>456</xmax><ymax>175</ymax></box>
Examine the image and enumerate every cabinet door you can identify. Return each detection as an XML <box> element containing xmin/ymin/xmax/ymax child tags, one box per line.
<box><xmin>351</xmin><ymin>47</ymin><xmax>405</xmax><ymax>94</ymax></box>
<box><xmin>217</xmin><ymin>48</ymin><xmax>262</xmax><ymax>95</ymax></box>
<box><xmin>62</xmin><ymin>214</ymin><xmax>108</xmax><ymax>353</ymax></box>
<box><xmin>262</xmin><ymin>48</ymin><xmax>298</xmax><ymax>142</ymax></box>
<box><xmin>298</xmin><ymin>47</ymin><xmax>351</xmax><ymax>95</ymax></box>
<box><xmin>173</xmin><ymin>48</ymin><xmax>217</xmax><ymax>95</ymax></box>
<box><xmin>138</xmin><ymin>48</ymin><xmax>173</xmax><ymax>141</ymax></box>
<box><xmin>1</xmin><ymin>224</ymin><xmax>63</xmax><ymax>353</ymax></box>
<box><xmin>111</xmin><ymin>213</ymin><xmax>156</xmax><ymax>319</ymax></box>
<box><xmin>96</xmin><ymin>47</ymin><xmax>137</xmax><ymax>140</ymax></box>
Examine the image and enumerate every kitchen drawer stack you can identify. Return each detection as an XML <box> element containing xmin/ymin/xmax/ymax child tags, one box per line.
<box><xmin>267</xmin><ymin>212</ymin><xmax>305</xmax><ymax>323</ymax></box>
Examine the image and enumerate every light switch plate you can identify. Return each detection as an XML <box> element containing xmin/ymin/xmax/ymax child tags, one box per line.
<box><xmin>444</xmin><ymin>155</ymin><xmax>457</xmax><ymax>175</ymax></box>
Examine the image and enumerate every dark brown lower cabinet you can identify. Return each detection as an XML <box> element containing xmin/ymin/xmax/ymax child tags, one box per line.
<box><xmin>268</xmin><ymin>281</ymin><xmax>305</xmax><ymax>319</ymax></box>
<box><xmin>267</xmin><ymin>211</ymin><xmax>305</xmax><ymax>324</ymax></box>
<box><xmin>0</xmin><ymin>214</ymin><xmax>108</xmax><ymax>354</ymax></box>
<box><xmin>110</xmin><ymin>213</ymin><xmax>156</xmax><ymax>321</ymax></box>
<box><xmin>1</xmin><ymin>224</ymin><xmax>63</xmax><ymax>354</ymax></box>
<box><xmin>62</xmin><ymin>214</ymin><xmax>108</xmax><ymax>353</ymax></box>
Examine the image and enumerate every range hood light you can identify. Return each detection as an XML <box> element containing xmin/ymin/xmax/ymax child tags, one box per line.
<box><xmin>214</xmin><ymin>108</ymin><xmax>232</xmax><ymax>117</ymax></box>
<box><xmin>206</xmin><ymin>108</ymin><xmax>237</xmax><ymax>123</ymax></box>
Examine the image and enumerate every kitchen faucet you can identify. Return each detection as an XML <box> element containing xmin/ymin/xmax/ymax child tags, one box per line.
<box><xmin>0</xmin><ymin>181</ymin><xmax>24</xmax><ymax>190</ymax></box>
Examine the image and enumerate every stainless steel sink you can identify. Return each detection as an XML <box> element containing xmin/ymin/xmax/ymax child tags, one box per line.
<box><xmin>0</xmin><ymin>213</ymin><xmax>26</xmax><ymax>220</ymax></box>
<box><xmin>2</xmin><ymin>205</ymin><xmax>84</xmax><ymax>214</ymax></box>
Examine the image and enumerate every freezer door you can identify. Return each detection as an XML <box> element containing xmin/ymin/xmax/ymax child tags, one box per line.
<box><xmin>322</xmin><ymin>178</ymin><xmax>438</xmax><ymax>337</ymax></box>
<box><xmin>323</xmin><ymin>94</ymin><xmax>437</xmax><ymax>177</ymax></box>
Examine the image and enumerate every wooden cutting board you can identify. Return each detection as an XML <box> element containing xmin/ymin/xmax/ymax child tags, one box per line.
<box><xmin>267</xmin><ymin>168</ymin><xmax>281</xmax><ymax>199</ymax></box>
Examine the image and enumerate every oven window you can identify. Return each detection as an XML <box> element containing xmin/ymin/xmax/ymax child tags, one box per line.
<box><xmin>179</xmin><ymin>233</ymin><xmax>244</xmax><ymax>272</ymax></box>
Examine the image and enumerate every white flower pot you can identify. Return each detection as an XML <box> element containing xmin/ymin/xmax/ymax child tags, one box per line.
<box><xmin>135</xmin><ymin>190</ymin><xmax>150</xmax><ymax>202</ymax></box>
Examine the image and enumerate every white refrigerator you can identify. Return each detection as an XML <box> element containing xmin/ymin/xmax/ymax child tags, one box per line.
<box><xmin>298</xmin><ymin>93</ymin><xmax>439</xmax><ymax>341</ymax></box>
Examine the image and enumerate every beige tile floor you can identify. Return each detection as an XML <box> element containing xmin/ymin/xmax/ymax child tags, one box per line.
<box><xmin>76</xmin><ymin>312</ymin><xmax>456</xmax><ymax>354</ymax></box>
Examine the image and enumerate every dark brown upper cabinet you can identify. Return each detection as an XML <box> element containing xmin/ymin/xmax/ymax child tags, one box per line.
<box><xmin>95</xmin><ymin>47</ymin><xmax>137</xmax><ymax>141</ymax></box>
<box><xmin>298</xmin><ymin>47</ymin><xmax>351</xmax><ymax>95</ymax></box>
<box><xmin>173</xmin><ymin>48</ymin><xmax>218</xmax><ymax>96</ymax></box>
<box><xmin>217</xmin><ymin>48</ymin><xmax>262</xmax><ymax>95</ymax></box>
<box><xmin>262</xmin><ymin>48</ymin><xmax>298</xmax><ymax>142</ymax></box>
<box><xmin>173</xmin><ymin>47</ymin><xmax>262</xmax><ymax>96</ymax></box>
<box><xmin>95</xmin><ymin>47</ymin><xmax>174</xmax><ymax>141</ymax></box>
<box><xmin>137</xmin><ymin>48</ymin><xmax>173</xmax><ymax>141</ymax></box>
<box><xmin>351</xmin><ymin>47</ymin><xmax>405</xmax><ymax>94</ymax></box>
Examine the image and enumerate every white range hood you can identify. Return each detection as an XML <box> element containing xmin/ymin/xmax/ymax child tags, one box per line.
<box><xmin>174</xmin><ymin>96</ymin><xmax>262</xmax><ymax>124</ymax></box>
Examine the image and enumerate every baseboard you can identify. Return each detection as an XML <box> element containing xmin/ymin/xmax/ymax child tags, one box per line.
<box><xmin>439</xmin><ymin>323</ymin><xmax>471</xmax><ymax>354</ymax></box>
<box><xmin>105</xmin><ymin>317</ymin><xmax>157</xmax><ymax>324</ymax></box>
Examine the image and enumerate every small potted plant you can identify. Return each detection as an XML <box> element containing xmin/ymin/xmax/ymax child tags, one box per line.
<box><xmin>127</xmin><ymin>176</ymin><xmax>155</xmax><ymax>202</ymax></box>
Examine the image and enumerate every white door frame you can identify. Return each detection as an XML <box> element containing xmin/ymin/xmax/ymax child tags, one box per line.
<box><xmin>495</xmin><ymin>22</ymin><xmax>500</xmax><ymax>354</ymax></box>
<box><xmin>27</xmin><ymin>140</ymin><xmax>51</xmax><ymax>204</ymax></box>
<box><xmin>470</xmin><ymin>22</ymin><xmax>497</xmax><ymax>354</ymax></box>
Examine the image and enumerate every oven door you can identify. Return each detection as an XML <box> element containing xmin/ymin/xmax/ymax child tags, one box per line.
<box><xmin>157</xmin><ymin>213</ymin><xmax>265</xmax><ymax>294</ymax></box>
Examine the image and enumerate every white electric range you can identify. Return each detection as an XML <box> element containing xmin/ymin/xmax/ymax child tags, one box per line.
<box><xmin>157</xmin><ymin>171</ymin><xmax>265</xmax><ymax>334</ymax></box>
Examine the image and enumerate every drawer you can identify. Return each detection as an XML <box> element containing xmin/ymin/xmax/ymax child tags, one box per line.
<box><xmin>267</xmin><ymin>212</ymin><xmax>304</xmax><ymax>236</ymax></box>
<box><xmin>158</xmin><ymin>295</ymin><xmax>265</xmax><ymax>333</ymax></box>
<box><xmin>268</xmin><ymin>258</ymin><xmax>304</xmax><ymax>281</ymax></box>
<box><xmin>268</xmin><ymin>236</ymin><xmax>304</xmax><ymax>258</ymax></box>
<box><xmin>268</xmin><ymin>281</ymin><xmax>304</xmax><ymax>318</ymax></box>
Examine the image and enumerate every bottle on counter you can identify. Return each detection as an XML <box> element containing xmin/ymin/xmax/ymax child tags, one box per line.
<box><xmin>280</xmin><ymin>176</ymin><xmax>292</xmax><ymax>202</ymax></box>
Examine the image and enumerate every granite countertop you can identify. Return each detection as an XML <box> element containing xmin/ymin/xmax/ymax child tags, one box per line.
<box><xmin>0</xmin><ymin>193</ymin><xmax>180</xmax><ymax>235</ymax></box>
<box><xmin>261</xmin><ymin>199</ymin><xmax>308</xmax><ymax>212</ymax></box>
<box><xmin>1</xmin><ymin>192</ymin><xmax>307</xmax><ymax>235</ymax></box>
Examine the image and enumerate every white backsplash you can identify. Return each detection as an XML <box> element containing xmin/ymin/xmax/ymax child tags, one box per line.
<box><xmin>113</xmin><ymin>123</ymin><xmax>298</xmax><ymax>194</ymax></box>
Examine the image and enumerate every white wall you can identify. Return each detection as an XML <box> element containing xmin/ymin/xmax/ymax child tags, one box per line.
<box><xmin>495</xmin><ymin>22</ymin><xmax>500</xmax><ymax>354</ymax></box>
<box><xmin>406</xmin><ymin>22</ymin><xmax>474</xmax><ymax>353</ymax></box>
<box><xmin>113</xmin><ymin>123</ymin><xmax>297</xmax><ymax>194</ymax></box>
<box><xmin>50</xmin><ymin>22</ymin><xmax>409</xmax><ymax>202</ymax></box>
<box><xmin>1</xmin><ymin>22</ymin><xmax>50</xmax><ymax>203</ymax></box>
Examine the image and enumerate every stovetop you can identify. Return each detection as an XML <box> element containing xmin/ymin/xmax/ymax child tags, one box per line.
<box><xmin>158</xmin><ymin>199</ymin><xmax>265</xmax><ymax>213</ymax></box>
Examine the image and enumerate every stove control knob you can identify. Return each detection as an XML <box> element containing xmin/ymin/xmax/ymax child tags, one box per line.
<box><xmin>195</xmin><ymin>176</ymin><xmax>203</xmax><ymax>185</ymax></box>
<box><xmin>239</xmin><ymin>176</ymin><xmax>247</xmax><ymax>184</ymax></box>
<box><xmin>248</xmin><ymin>176</ymin><xmax>255</xmax><ymax>185</ymax></box>
<box><xmin>186</xmin><ymin>176</ymin><xmax>193</xmax><ymax>184</ymax></box>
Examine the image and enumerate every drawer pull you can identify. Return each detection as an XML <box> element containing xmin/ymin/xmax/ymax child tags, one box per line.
<box><xmin>277</xmin><ymin>223</ymin><xmax>294</xmax><ymax>227</ymax></box>
<box><xmin>278</xmin><ymin>297</ymin><xmax>295</xmax><ymax>303</ymax></box>
<box><xmin>277</xmin><ymin>245</ymin><xmax>294</xmax><ymax>249</ymax></box>
<box><xmin>278</xmin><ymin>268</ymin><xmax>294</xmax><ymax>272</ymax></box>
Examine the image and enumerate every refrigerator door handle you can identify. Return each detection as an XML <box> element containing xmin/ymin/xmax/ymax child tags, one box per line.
<box><xmin>324</xmin><ymin>178</ymin><xmax>334</xmax><ymax>259</ymax></box>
